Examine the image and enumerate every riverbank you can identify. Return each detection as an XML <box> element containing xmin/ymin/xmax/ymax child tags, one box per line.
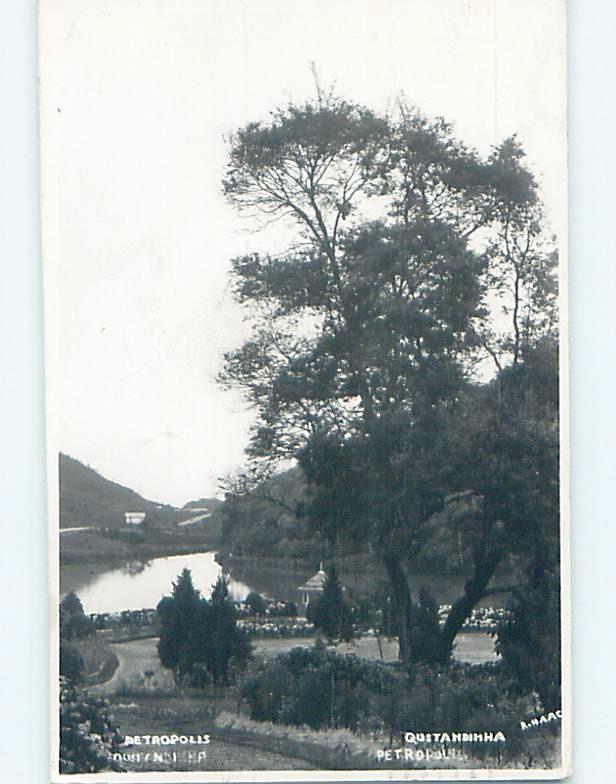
<box><xmin>60</xmin><ymin>528</ymin><xmax>222</xmax><ymax>566</ymax></box>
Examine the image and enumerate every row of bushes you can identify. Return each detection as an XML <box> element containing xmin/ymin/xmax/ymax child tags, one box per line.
<box><xmin>89</xmin><ymin>608</ymin><xmax>158</xmax><ymax>630</ymax></box>
<box><xmin>86</xmin><ymin>605</ymin><xmax>508</xmax><ymax>635</ymax></box>
<box><xmin>213</xmin><ymin>711</ymin><xmax>375</xmax><ymax>770</ymax></box>
<box><xmin>236</xmin><ymin>596</ymin><xmax>299</xmax><ymax>618</ymax></box>
<box><xmin>87</xmin><ymin>597</ymin><xmax>298</xmax><ymax>632</ymax></box>
<box><xmin>241</xmin><ymin>644</ymin><xmax>542</xmax><ymax>743</ymax></box>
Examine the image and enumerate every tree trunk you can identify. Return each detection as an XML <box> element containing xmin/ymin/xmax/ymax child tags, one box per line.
<box><xmin>436</xmin><ymin>550</ymin><xmax>502</xmax><ymax>662</ymax></box>
<box><xmin>383</xmin><ymin>552</ymin><xmax>414</xmax><ymax>670</ymax></box>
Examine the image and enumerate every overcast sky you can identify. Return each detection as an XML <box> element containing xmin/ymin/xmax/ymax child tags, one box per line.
<box><xmin>40</xmin><ymin>0</ymin><xmax>566</xmax><ymax>506</ymax></box>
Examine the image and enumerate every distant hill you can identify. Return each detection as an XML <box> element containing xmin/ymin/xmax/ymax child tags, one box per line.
<box><xmin>59</xmin><ymin>453</ymin><xmax>179</xmax><ymax>529</ymax></box>
<box><xmin>182</xmin><ymin>497</ymin><xmax>224</xmax><ymax>513</ymax></box>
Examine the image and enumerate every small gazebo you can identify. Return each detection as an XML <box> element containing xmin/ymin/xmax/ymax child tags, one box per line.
<box><xmin>297</xmin><ymin>563</ymin><xmax>327</xmax><ymax>612</ymax></box>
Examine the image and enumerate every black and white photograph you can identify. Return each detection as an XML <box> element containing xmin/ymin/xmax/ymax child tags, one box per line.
<box><xmin>39</xmin><ymin>1</ymin><xmax>569</xmax><ymax>779</ymax></box>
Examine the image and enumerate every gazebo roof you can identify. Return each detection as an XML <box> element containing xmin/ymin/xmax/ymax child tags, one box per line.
<box><xmin>298</xmin><ymin>565</ymin><xmax>327</xmax><ymax>592</ymax></box>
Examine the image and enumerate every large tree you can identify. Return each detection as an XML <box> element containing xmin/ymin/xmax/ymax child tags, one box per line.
<box><xmin>221</xmin><ymin>93</ymin><xmax>558</xmax><ymax>669</ymax></box>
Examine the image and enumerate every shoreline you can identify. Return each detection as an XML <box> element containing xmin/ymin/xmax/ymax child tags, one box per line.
<box><xmin>60</xmin><ymin>538</ymin><xmax>222</xmax><ymax>566</ymax></box>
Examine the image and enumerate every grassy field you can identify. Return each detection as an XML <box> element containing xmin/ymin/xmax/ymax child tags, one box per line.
<box><xmin>254</xmin><ymin>633</ymin><xmax>497</xmax><ymax>665</ymax></box>
<box><xmin>90</xmin><ymin>637</ymin><xmax>173</xmax><ymax>697</ymax></box>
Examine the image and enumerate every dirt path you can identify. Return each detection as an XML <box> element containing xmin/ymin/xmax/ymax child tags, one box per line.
<box><xmin>89</xmin><ymin>638</ymin><xmax>174</xmax><ymax>696</ymax></box>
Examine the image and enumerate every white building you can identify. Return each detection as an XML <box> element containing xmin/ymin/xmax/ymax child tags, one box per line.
<box><xmin>124</xmin><ymin>511</ymin><xmax>146</xmax><ymax>525</ymax></box>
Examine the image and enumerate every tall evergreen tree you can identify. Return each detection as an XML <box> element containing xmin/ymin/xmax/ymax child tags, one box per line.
<box><xmin>307</xmin><ymin>563</ymin><xmax>353</xmax><ymax>643</ymax></box>
<box><xmin>157</xmin><ymin>570</ymin><xmax>251</xmax><ymax>685</ymax></box>
<box><xmin>157</xmin><ymin>568</ymin><xmax>203</xmax><ymax>678</ymax></box>
<box><xmin>204</xmin><ymin>576</ymin><xmax>252</xmax><ymax>684</ymax></box>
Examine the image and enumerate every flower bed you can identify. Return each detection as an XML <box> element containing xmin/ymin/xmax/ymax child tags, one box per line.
<box><xmin>438</xmin><ymin>605</ymin><xmax>511</xmax><ymax>632</ymax></box>
<box><xmin>238</xmin><ymin>618</ymin><xmax>315</xmax><ymax>638</ymax></box>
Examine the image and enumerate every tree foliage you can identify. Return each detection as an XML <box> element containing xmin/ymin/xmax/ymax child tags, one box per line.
<box><xmin>221</xmin><ymin>91</ymin><xmax>559</xmax><ymax>671</ymax></box>
<box><xmin>60</xmin><ymin>640</ymin><xmax>85</xmax><ymax>684</ymax></box>
<box><xmin>157</xmin><ymin>569</ymin><xmax>251</xmax><ymax>685</ymax></box>
<box><xmin>306</xmin><ymin>563</ymin><xmax>353</xmax><ymax>643</ymax></box>
<box><xmin>60</xmin><ymin>591</ymin><xmax>95</xmax><ymax>640</ymax></box>
<box><xmin>496</xmin><ymin>557</ymin><xmax>561</xmax><ymax>712</ymax></box>
<box><xmin>59</xmin><ymin>590</ymin><xmax>95</xmax><ymax>685</ymax></box>
<box><xmin>245</xmin><ymin>591</ymin><xmax>267</xmax><ymax>616</ymax></box>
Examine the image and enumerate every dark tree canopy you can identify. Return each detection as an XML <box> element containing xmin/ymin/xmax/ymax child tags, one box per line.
<box><xmin>245</xmin><ymin>591</ymin><xmax>267</xmax><ymax>616</ymax></box>
<box><xmin>60</xmin><ymin>591</ymin><xmax>95</xmax><ymax>641</ymax></box>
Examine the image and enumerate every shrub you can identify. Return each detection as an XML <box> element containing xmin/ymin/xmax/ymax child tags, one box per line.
<box><xmin>60</xmin><ymin>591</ymin><xmax>95</xmax><ymax>640</ymax></box>
<box><xmin>496</xmin><ymin>562</ymin><xmax>561</xmax><ymax>712</ymax></box>
<box><xmin>59</xmin><ymin>677</ymin><xmax>124</xmax><ymax>773</ymax></box>
<box><xmin>408</xmin><ymin>587</ymin><xmax>442</xmax><ymax>664</ymax></box>
<box><xmin>60</xmin><ymin>641</ymin><xmax>84</xmax><ymax>684</ymax></box>
<box><xmin>245</xmin><ymin>591</ymin><xmax>267</xmax><ymax>616</ymax></box>
<box><xmin>114</xmin><ymin>670</ymin><xmax>177</xmax><ymax>698</ymax></box>
<box><xmin>242</xmin><ymin>644</ymin><xmax>396</xmax><ymax>731</ymax></box>
<box><xmin>242</xmin><ymin>644</ymin><xmax>545</xmax><ymax>753</ymax></box>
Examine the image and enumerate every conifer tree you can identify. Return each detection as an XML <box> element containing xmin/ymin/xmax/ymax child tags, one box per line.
<box><xmin>157</xmin><ymin>570</ymin><xmax>251</xmax><ymax>685</ymax></box>
<box><xmin>307</xmin><ymin>563</ymin><xmax>353</xmax><ymax>643</ymax></box>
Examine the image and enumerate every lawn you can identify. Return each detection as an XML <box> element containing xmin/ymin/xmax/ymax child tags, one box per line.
<box><xmin>253</xmin><ymin>632</ymin><xmax>497</xmax><ymax>664</ymax></box>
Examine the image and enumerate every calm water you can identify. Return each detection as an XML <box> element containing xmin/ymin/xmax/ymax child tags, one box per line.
<box><xmin>225</xmin><ymin>558</ymin><xmax>513</xmax><ymax>610</ymax></box>
<box><xmin>61</xmin><ymin>552</ymin><xmax>251</xmax><ymax>615</ymax></box>
<box><xmin>61</xmin><ymin>549</ymin><xmax>511</xmax><ymax>618</ymax></box>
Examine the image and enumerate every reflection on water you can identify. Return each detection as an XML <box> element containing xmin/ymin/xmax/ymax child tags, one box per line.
<box><xmin>60</xmin><ymin>549</ymin><xmax>513</xmax><ymax>617</ymax></box>
<box><xmin>225</xmin><ymin>558</ymin><xmax>512</xmax><ymax>610</ymax></box>
<box><xmin>60</xmin><ymin>552</ymin><xmax>251</xmax><ymax>615</ymax></box>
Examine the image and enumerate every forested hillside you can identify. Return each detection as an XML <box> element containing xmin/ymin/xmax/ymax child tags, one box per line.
<box><xmin>220</xmin><ymin>468</ymin><xmax>320</xmax><ymax>559</ymax></box>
